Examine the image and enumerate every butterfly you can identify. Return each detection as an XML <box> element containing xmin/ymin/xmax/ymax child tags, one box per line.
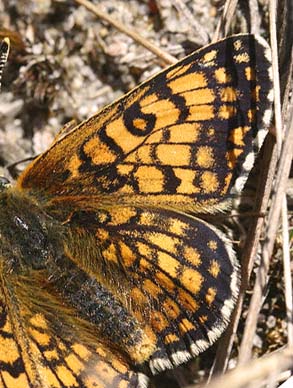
<box><xmin>0</xmin><ymin>34</ymin><xmax>273</xmax><ymax>388</ymax></box>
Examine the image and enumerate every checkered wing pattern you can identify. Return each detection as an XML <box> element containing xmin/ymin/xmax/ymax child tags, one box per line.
<box><xmin>19</xmin><ymin>35</ymin><xmax>272</xmax><ymax>214</ymax></box>
<box><xmin>69</xmin><ymin>206</ymin><xmax>239</xmax><ymax>371</ymax></box>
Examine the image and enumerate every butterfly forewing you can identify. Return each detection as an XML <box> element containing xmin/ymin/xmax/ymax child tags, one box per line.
<box><xmin>18</xmin><ymin>34</ymin><xmax>272</xmax><ymax>214</ymax></box>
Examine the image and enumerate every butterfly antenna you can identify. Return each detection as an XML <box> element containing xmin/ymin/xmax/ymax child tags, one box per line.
<box><xmin>0</xmin><ymin>37</ymin><xmax>10</xmax><ymax>91</ymax></box>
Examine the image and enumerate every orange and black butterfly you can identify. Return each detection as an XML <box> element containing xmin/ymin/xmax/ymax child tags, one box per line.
<box><xmin>0</xmin><ymin>33</ymin><xmax>273</xmax><ymax>387</ymax></box>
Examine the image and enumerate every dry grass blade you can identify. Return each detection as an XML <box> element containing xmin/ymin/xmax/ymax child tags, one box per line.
<box><xmin>210</xmin><ymin>0</ymin><xmax>281</xmax><ymax>374</ymax></box>
<box><xmin>269</xmin><ymin>0</ymin><xmax>283</xmax><ymax>154</ymax></box>
<box><xmin>279</xmin><ymin>10</ymin><xmax>293</xmax><ymax>351</ymax></box>
<box><xmin>195</xmin><ymin>347</ymin><xmax>293</xmax><ymax>388</ymax></box>
<box><xmin>249</xmin><ymin>0</ymin><xmax>261</xmax><ymax>34</ymax></box>
<box><xmin>238</xmin><ymin>97</ymin><xmax>293</xmax><ymax>365</ymax></box>
<box><xmin>212</xmin><ymin>0</ymin><xmax>239</xmax><ymax>41</ymax></box>
<box><xmin>281</xmin><ymin>196</ymin><xmax>293</xmax><ymax>347</ymax></box>
<box><xmin>238</xmin><ymin>0</ymin><xmax>293</xmax><ymax>364</ymax></box>
<box><xmin>74</xmin><ymin>0</ymin><xmax>177</xmax><ymax>65</ymax></box>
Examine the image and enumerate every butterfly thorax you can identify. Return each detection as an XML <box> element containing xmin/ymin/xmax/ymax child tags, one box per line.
<box><xmin>0</xmin><ymin>187</ymin><xmax>53</xmax><ymax>274</ymax></box>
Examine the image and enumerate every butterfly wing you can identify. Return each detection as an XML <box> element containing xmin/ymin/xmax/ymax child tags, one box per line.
<box><xmin>0</xmin><ymin>275</ymin><xmax>144</xmax><ymax>388</ymax></box>
<box><xmin>18</xmin><ymin>34</ymin><xmax>272</xmax><ymax>213</ymax></box>
<box><xmin>63</xmin><ymin>205</ymin><xmax>238</xmax><ymax>372</ymax></box>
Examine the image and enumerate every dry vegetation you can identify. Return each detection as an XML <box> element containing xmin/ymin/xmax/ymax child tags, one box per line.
<box><xmin>0</xmin><ymin>0</ymin><xmax>292</xmax><ymax>387</ymax></box>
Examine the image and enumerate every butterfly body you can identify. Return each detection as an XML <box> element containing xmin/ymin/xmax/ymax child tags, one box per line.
<box><xmin>0</xmin><ymin>189</ymin><xmax>50</xmax><ymax>273</ymax></box>
<box><xmin>0</xmin><ymin>34</ymin><xmax>273</xmax><ymax>387</ymax></box>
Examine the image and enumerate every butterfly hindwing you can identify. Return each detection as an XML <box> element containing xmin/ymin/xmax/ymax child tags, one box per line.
<box><xmin>64</xmin><ymin>205</ymin><xmax>239</xmax><ymax>372</ymax></box>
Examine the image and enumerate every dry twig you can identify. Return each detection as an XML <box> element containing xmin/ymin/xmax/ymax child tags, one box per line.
<box><xmin>74</xmin><ymin>0</ymin><xmax>177</xmax><ymax>65</ymax></box>
<box><xmin>249</xmin><ymin>0</ymin><xmax>261</xmax><ymax>34</ymax></box>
